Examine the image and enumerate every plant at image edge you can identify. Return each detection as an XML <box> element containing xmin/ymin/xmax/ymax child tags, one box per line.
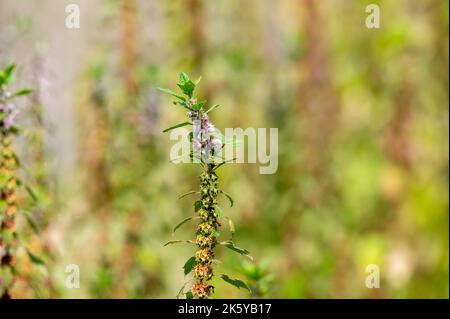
<box><xmin>160</xmin><ymin>72</ymin><xmax>252</xmax><ymax>299</ymax></box>
<box><xmin>0</xmin><ymin>64</ymin><xmax>33</xmax><ymax>299</ymax></box>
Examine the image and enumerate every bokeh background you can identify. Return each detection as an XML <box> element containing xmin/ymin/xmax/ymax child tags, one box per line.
<box><xmin>0</xmin><ymin>0</ymin><xmax>448</xmax><ymax>298</ymax></box>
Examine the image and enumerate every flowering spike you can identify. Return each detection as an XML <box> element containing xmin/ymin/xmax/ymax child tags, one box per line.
<box><xmin>161</xmin><ymin>73</ymin><xmax>250</xmax><ymax>299</ymax></box>
<box><xmin>0</xmin><ymin>64</ymin><xmax>32</xmax><ymax>298</ymax></box>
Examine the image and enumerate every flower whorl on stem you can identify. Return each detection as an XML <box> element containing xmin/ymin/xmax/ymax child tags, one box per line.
<box><xmin>0</xmin><ymin>64</ymin><xmax>32</xmax><ymax>298</ymax></box>
<box><xmin>161</xmin><ymin>72</ymin><xmax>251</xmax><ymax>299</ymax></box>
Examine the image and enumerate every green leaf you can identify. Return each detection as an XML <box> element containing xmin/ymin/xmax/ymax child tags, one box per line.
<box><xmin>11</xmin><ymin>89</ymin><xmax>33</xmax><ymax>98</ymax></box>
<box><xmin>0</xmin><ymin>64</ymin><xmax>15</xmax><ymax>85</ymax></box>
<box><xmin>164</xmin><ymin>240</ymin><xmax>195</xmax><ymax>247</ymax></box>
<box><xmin>178</xmin><ymin>190</ymin><xmax>197</xmax><ymax>199</ymax></box>
<box><xmin>177</xmin><ymin>81</ymin><xmax>195</xmax><ymax>97</ymax></box>
<box><xmin>194</xmin><ymin>76</ymin><xmax>202</xmax><ymax>85</ymax></box>
<box><xmin>220</xmin><ymin>190</ymin><xmax>234</xmax><ymax>207</ymax></box>
<box><xmin>158</xmin><ymin>87</ymin><xmax>186</xmax><ymax>101</ymax></box>
<box><xmin>179</xmin><ymin>72</ymin><xmax>189</xmax><ymax>84</ymax></box>
<box><xmin>213</xmin><ymin>158</ymin><xmax>236</xmax><ymax>171</ymax></box>
<box><xmin>215</xmin><ymin>205</ymin><xmax>223</xmax><ymax>218</ymax></box>
<box><xmin>4</xmin><ymin>64</ymin><xmax>15</xmax><ymax>78</ymax></box>
<box><xmin>9</xmin><ymin>125</ymin><xmax>20</xmax><ymax>135</ymax></box>
<box><xmin>25</xmin><ymin>185</ymin><xmax>39</xmax><ymax>202</ymax></box>
<box><xmin>192</xmin><ymin>100</ymin><xmax>206</xmax><ymax>111</ymax></box>
<box><xmin>24</xmin><ymin>212</ymin><xmax>40</xmax><ymax>234</ymax></box>
<box><xmin>220</xmin><ymin>274</ymin><xmax>251</xmax><ymax>293</ymax></box>
<box><xmin>194</xmin><ymin>200</ymin><xmax>202</xmax><ymax>212</ymax></box>
<box><xmin>162</xmin><ymin>121</ymin><xmax>192</xmax><ymax>133</ymax></box>
<box><xmin>183</xmin><ymin>256</ymin><xmax>197</xmax><ymax>275</ymax></box>
<box><xmin>220</xmin><ymin>240</ymin><xmax>253</xmax><ymax>260</ymax></box>
<box><xmin>211</xmin><ymin>228</ymin><xmax>220</xmax><ymax>238</ymax></box>
<box><xmin>26</xmin><ymin>249</ymin><xmax>45</xmax><ymax>265</ymax></box>
<box><xmin>173</xmin><ymin>217</ymin><xmax>193</xmax><ymax>233</ymax></box>
<box><xmin>164</xmin><ymin>240</ymin><xmax>182</xmax><ymax>246</ymax></box>
<box><xmin>205</xmin><ymin>104</ymin><xmax>220</xmax><ymax>115</ymax></box>
<box><xmin>177</xmin><ymin>73</ymin><xmax>196</xmax><ymax>97</ymax></box>
<box><xmin>186</xmin><ymin>291</ymin><xmax>194</xmax><ymax>299</ymax></box>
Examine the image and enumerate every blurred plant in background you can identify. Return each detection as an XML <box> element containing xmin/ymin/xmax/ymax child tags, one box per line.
<box><xmin>0</xmin><ymin>64</ymin><xmax>46</xmax><ymax>298</ymax></box>
<box><xmin>240</xmin><ymin>260</ymin><xmax>273</xmax><ymax>298</ymax></box>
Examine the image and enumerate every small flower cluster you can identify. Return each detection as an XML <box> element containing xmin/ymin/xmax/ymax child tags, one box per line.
<box><xmin>0</xmin><ymin>134</ymin><xmax>18</xmax><ymax>272</ymax></box>
<box><xmin>189</xmin><ymin>111</ymin><xmax>222</xmax><ymax>163</ymax></box>
<box><xmin>191</xmin><ymin>282</ymin><xmax>213</xmax><ymax>299</ymax></box>
<box><xmin>190</xmin><ymin>170</ymin><xmax>219</xmax><ymax>298</ymax></box>
<box><xmin>0</xmin><ymin>96</ymin><xmax>20</xmax><ymax>131</ymax></box>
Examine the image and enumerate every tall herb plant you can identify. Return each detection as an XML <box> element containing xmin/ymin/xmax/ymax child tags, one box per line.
<box><xmin>160</xmin><ymin>72</ymin><xmax>252</xmax><ymax>299</ymax></box>
<box><xmin>0</xmin><ymin>64</ymin><xmax>33</xmax><ymax>298</ymax></box>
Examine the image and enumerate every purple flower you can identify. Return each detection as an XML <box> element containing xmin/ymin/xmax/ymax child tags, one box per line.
<box><xmin>192</xmin><ymin>138</ymin><xmax>202</xmax><ymax>151</ymax></box>
<box><xmin>210</xmin><ymin>137</ymin><xmax>222</xmax><ymax>153</ymax></box>
<box><xmin>0</xmin><ymin>102</ymin><xmax>12</xmax><ymax>113</ymax></box>
<box><xmin>1</xmin><ymin>100</ymin><xmax>19</xmax><ymax>130</ymax></box>
<box><xmin>3</xmin><ymin>109</ymin><xmax>19</xmax><ymax>129</ymax></box>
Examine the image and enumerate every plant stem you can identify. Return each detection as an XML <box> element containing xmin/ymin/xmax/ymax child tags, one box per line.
<box><xmin>0</xmin><ymin>130</ymin><xmax>18</xmax><ymax>299</ymax></box>
<box><xmin>192</xmin><ymin>163</ymin><xmax>219</xmax><ymax>299</ymax></box>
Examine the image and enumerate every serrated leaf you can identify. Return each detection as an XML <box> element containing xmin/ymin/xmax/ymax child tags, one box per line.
<box><xmin>192</xmin><ymin>100</ymin><xmax>206</xmax><ymax>111</ymax></box>
<box><xmin>179</xmin><ymin>72</ymin><xmax>189</xmax><ymax>84</ymax></box>
<box><xmin>220</xmin><ymin>274</ymin><xmax>251</xmax><ymax>293</ymax></box>
<box><xmin>157</xmin><ymin>87</ymin><xmax>186</xmax><ymax>101</ymax></box>
<box><xmin>162</xmin><ymin>121</ymin><xmax>192</xmax><ymax>133</ymax></box>
<box><xmin>173</xmin><ymin>217</ymin><xmax>193</xmax><ymax>233</ymax></box>
<box><xmin>220</xmin><ymin>190</ymin><xmax>234</xmax><ymax>207</ymax></box>
<box><xmin>205</xmin><ymin>104</ymin><xmax>220</xmax><ymax>115</ymax></box>
<box><xmin>177</xmin><ymin>81</ymin><xmax>195</xmax><ymax>97</ymax></box>
<box><xmin>220</xmin><ymin>240</ymin><xmax>253</xmax><ymax>260</ymax></box>
<box><xmin>183</xmin><ymin>256</ymin><xmax>197</xmax><ymax>275</ymax></box>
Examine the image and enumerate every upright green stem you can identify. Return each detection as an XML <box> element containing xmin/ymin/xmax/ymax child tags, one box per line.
<box><xmin>162</xmin><ymin>72</ymin><xmax>250</xmax><ymax>299</ymax></box>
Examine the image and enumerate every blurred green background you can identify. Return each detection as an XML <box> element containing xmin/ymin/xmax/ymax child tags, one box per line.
<box><xmin>0</xmin><ymin>0</ymin><xmax>448</xmax><ymax>298</ymax></box>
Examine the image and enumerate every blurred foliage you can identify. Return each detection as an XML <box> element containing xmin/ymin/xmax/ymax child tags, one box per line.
<box><xmin>0</xmin><ymin>0</ymin><xmax>448</xmax><ymax>298</ymax></box>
